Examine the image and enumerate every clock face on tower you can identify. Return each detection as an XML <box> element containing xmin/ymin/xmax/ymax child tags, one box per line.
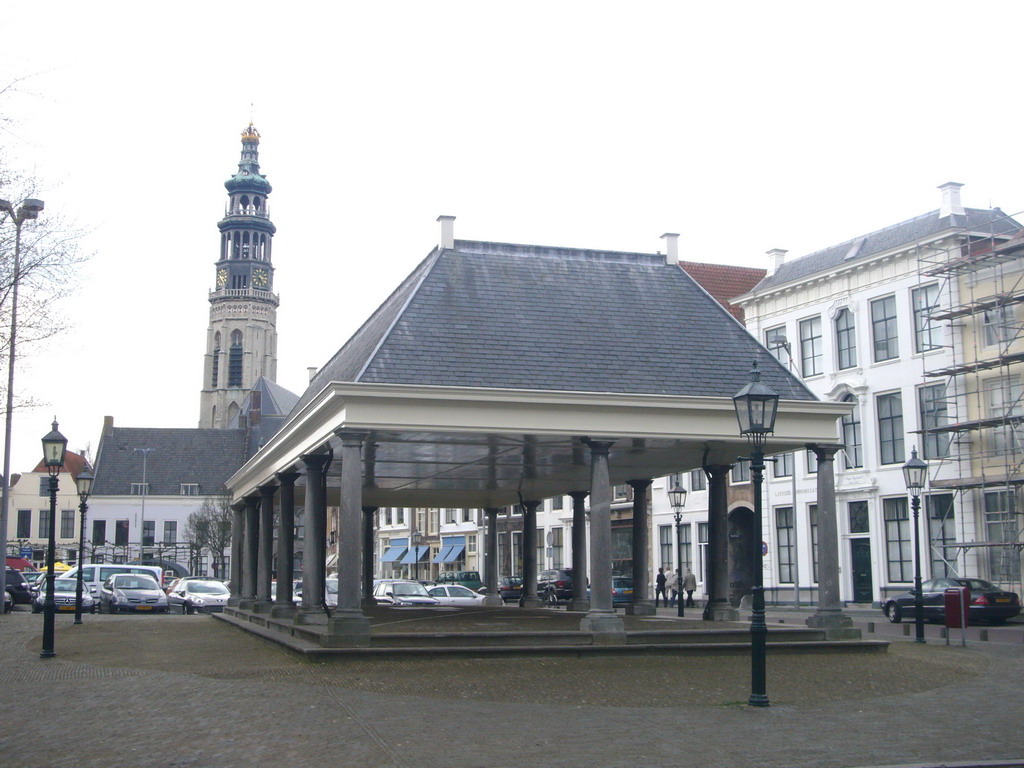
<box><xmin>252</xmin><ymin>268</ymin><xmax>269</xmax><ymax>288</ymax></box>
<box><xmin>216</xmin><ymin>268</ymin><xmax>228</xmax><ymax>287</ymax></box>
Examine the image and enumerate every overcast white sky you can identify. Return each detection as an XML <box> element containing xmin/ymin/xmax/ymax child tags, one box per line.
<box><xmin>1</xmin><ymin>2</ymin><xmax>1022</xmax><ymax>475</ymax></box>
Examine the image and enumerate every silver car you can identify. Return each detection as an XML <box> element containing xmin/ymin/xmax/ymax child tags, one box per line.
<box><xmin>100</xmin><ymin>573</ymin><xmax>169</xmax><ymax>614</ymax></box>
<box><xmin>373</xmin><ymin>580</ymin><xmax>440</xmax><ymax>606</ymax></box>
<box><xmin>31</xmin><ymin>578</ymin><xmax>96</xmax><ymax>614</ymax></box>
<box><xmin>167</xmin><ymin>579</ymin><xmax>230</xmax><ymax>614</ymax></box>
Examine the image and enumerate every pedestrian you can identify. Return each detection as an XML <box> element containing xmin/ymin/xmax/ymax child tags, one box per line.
<box><xmin>655</xmin><ymin>567</ymin><xmax>667</xmax><ymax>607</ymax></box>
<box><xmin>666</xmin><ymin>567</ymin><xmax>679</xmax><ymax>607</ymax></box>
<box><xmin>683</xmin><ymin>567</ymin><xmax>697</xmax><ymax>607</ymax></box>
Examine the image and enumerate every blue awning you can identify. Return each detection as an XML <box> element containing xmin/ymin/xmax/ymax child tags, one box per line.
<box><xmin>441</xmin><ymin>545</ymin><xmax>465</xmax><ymax>563</ymax></box>
<box><xmin>432</xmin><ymin>545</ymin><xmax>454</xmax><ymax>564</ymax></box>
<box><xmin>381</xmin><ymin>546</ymin><xmax>407</xmax><ymax>563</ymax></box>
<box><xmin>400</xmin><ymin>545</ymin><xmax>430</xmax><ymax>565</ymax></box>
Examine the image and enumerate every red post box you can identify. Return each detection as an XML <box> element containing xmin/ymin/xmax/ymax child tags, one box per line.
<box><xmin>944</xmin><ymin>586</ymin><xmax>970</xmax><ymax>629</ymax></box>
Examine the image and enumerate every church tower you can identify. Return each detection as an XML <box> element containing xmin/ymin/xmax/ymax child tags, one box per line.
<box><xmin>199</xmin><ymin>124</ymin><xmax>279</xmax><ymax>429</ymax></box>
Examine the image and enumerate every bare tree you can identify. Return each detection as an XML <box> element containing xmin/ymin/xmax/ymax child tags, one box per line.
<box><xmin>185</xmin><ymin>495</ymin><xmax>233</xmax><ymax>578</ymax></box>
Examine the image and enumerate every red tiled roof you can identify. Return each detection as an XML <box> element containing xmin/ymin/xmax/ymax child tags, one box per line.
<box><xmin>678</xmin><ymin>261</ymin><xmax>766</xmax><ymax>323</ymax></box>
<box><xmin>31</xmin><ymin>449</ymin><xmax>89</xmax><ymax>478</ymax></box>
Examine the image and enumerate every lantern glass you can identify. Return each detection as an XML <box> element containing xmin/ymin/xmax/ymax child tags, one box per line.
<box><xmin>76</xmin><ymin>468</ymin><xmax>94</xmax><ymax>499</ymax></box>
<box><xmin>41</xmin><ymin>420</ymin><xmax>68</xmax><ymax>472</ymax></box>
<box><xmin>733</xmin><ymin>362</ymin><xmax>781</xmax><ymax>437</ymax></box>
<box><xmin>668</xmin><ymin>485</ymin><xmax>687</xmax><ymax>512</ymax></box>
<box><xmin>902</xmin><ymin>447</ymin><xmax>928</xmax><ymax>493</ymax></box>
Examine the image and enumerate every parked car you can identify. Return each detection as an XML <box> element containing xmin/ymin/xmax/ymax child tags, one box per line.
<box><xmin>23</xmin><ymin>571</ymin><xmax>45</xmax><ymax>596</ymax></box>
<box><xmin>372</xmin><ymin>580</ymin><xmax>440</xmax><ymax>606</ymax></box>
<box><xmin>100</xmin><ymin>573</ymin><xmax>169</xmax><ymax>614</ymax></box>
<box><xmin>62</xmin><ymin>564</ymin><xmax>165</xmax><ymax>602</ymax></box>
<box><xmin>611</xmin><ymin>577</ymin><xmax>634</xmax><ymax>605</ymax></box>
<box><xmin>493</xmin><ymin>576</ymin><xmax>524</xmax><ymax>603</ymax></box>
<box><xmin>537</xmin><ymin>568</ymin><xmax>576</xmax><ymax>604</ymax></box>
<box><xmin>5</xmin><ymin>567</ymin><xmax>32</xmax><ymax>606</ymax></box>
<box><xmin>32</xmin><ymin>578</ymin><xmax>96</xmax><ymax>614</ymax></box>
<box><xmin>427</xmin><ymin>584</ymin><xmax>486</xmax><ymax>606</ymax></box>
<box><xmin>167</xmin><ymin>579</ymin><xmax>230</xmax><ymax>614</ymax></box>
<box><xmin>436</xmin><ymin>570</ymin><xmax>483</xmax><ymax>591</ymax></box>
<box><xmin>882</xmin><ymin>578</ymin><xmax>1021</xmax><ymax>624</ymax></box>
<box><xmin>4</xmin><ymin>589</ymin><xmax>12</xmax><ymax>613</ymax></box>
<box><xmin>270</xmin><ymin>580</ymin><xmax>302</xmax><ymax>605</ymax></box>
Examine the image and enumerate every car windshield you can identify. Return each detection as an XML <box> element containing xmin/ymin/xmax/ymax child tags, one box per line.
<box><xmin>53</xmin><ymin>580</ymin><xmax>78</xmax><ymax>593</ymax></box>
<box><xmin>114</xmin><ymin>576</ymin><xmax>159</xmax><ymax>590</ymax></box>
<box><xmin>188</xmin><ymin>581</ymin><xmax>229</xmax><ymax>595</ymax></box>
<box><xmin>393</xmin><ymin>582</ymin><xmax>429</xmax><ymax>597</ymax></box>
<box><xmin>612</xmin><ymin>578</ymin><xmax>633</xmax><ymax>588</ymax></box>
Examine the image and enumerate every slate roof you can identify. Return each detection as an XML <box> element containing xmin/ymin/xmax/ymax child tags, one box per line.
<box><xmin>227</xmin><ymin>376</ymin><xmax>300</xmax><ymax>455</ymax></box>
<box><xmin>678</xmin><ymin>261</ymin><xmax>766</xmax><ymax>322</ymax></box>
<box><xmin>92</xmin><ymin>427</ymin><xmax>247</xmax><ymax>497</ymax></box>
<box><xmin>295</xmin><ymin>239</ymin><xmax>816</xmax><ymax>413</ymax></box>
<box><xmin>753</xmin><ymin>207</ymin><xmax>1020</xmax><ymax>293</ymax></box>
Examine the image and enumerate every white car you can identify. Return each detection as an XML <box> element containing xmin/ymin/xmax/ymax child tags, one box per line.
<box><xmin>426</xmin><ymin>584</ymin><xmax>487</xmax><ymax>606</ymax></box>
<box><xmin>373</xmin><ymin>580</ymin><xmax>440</xmax><ymax>606</ymax></box>
<box><xmin>168</xmin><ymin>579</ymin><xmax>230</xmax><ymax>614</ymax></box>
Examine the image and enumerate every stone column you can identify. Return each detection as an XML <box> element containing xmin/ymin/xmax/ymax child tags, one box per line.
<box><xmin>241</xmin><ymin>494</ymin><xmax>260</xmax><ymax>609</ymax></box>
<box><xmin>569</xmin><ymin>491</ymin><xmax>590</xmax><ymax>612</ymax></box>
<box><xmin>704</xmin><ymin>465</ymin><xmax>739</xmax><ymax>621</ymax></box>
<box><xmin>329</xmin><ymin>431</ymin><xmax>371</xmax><ymax>645</ymax></box>
<box><xmin>581</xmin><ymin>440</ymin><xmax>625</xmax><ymax>637</ymax></box>
<box><xmin>255</xmin><ymin>483</ymin><xmax>277</xmax><ymax>613</ymax></box>
<box><xmin>483</xmin><ymin>507</ymin><xmax>502</xmax><ymax>606</ymax></box>
<box><xmin>626</xmin><ymin>479</ymin><xmax>654</xmax><ymax>616</ymax></box>
<box><xmin>297</xmin><ymin>453</ymin><xmax>330</xmax><ymax>625</ymax></box>
<box><xmin>805</xmin><ymin>443</ymin><xmax>860</xmax><ymax>639</ymax></box>
<box><xmin>272</xmin><ymin>471</ymin><xmax>300</xmax><ymax>618</ymax></box>
<box><xmin>521</xmin><ymin>500</ymin><xmax>541</xmax><ymax>608</ymax></box>
<box><xmin>227</xmin><ymin>501</ymin><xmax>245</xmax><ymax>606</ymax></box>
<box><xmin>361</xmin><ymin>506</ymin><xmax>377</xmax><ymax>609</ymax></box>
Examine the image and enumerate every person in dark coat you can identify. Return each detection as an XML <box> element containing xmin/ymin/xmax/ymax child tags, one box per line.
<box><xmin>655</xmin><ymin>567</ymin><xmax>668</xmax><ymax>607</ymax></box>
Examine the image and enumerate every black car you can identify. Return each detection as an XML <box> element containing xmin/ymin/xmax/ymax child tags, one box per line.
<box><xmin>883</xmin><ymin>577</ymin><xmax>1020</xmax><ymax>625</ymax></box>
<box><xmin>537</xmin><ymin>569</ymin><xmax>575</xmax><ymax>604</ymax></box>
<box><xmin>5</xmin><ymin>568</ymin><xmax>32</xmax><ymax>606</ymax></box>
<box><xmin>476</xmin><ymin>576</ymin><xmax>524</xmax><ymax>603</ymax></box>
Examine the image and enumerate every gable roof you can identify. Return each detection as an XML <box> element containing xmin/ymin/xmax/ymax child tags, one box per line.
<box><xmin>228</xmin><ymin>376</ymin><xmax>301</xmax><ymax>455</ymax></box>
<box><xmin>92</xmin><ymin>426</ymin><xmax>247</xmax><ymax>497</ymax></box>
<box><xmin>678</xmin><ymin>261</ymin><xmax>766</xmax><ymax>322</ymax></box>
<box><xmin>753</xmin><ymin>207</ymin><xmax>1020</xmax><ymax>293</ymax></box>
<box><xmin>295</xmin><ymin>239</ymin><xmax>816</xmax><ymax>414</ymax></box>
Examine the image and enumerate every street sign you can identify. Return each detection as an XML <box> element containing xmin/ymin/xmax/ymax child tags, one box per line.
<box><xmin>20</xmin><ymin>547</ymin><xmax>32</xmax><ymax>558</ymax></box>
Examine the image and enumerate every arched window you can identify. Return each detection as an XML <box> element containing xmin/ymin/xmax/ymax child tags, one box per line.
<box><xmin>840</xmin><ymin>394</ymin><xmax>862</xmax><ymax>469</ymax></box>
<box><xmin>228</xmin><ymin>330</ymin><xmax>243</xmax><ymax>387</ymax></box>
<box><xmin>211</xmin><ymin>332</ymin><xmax>221</xmax><ymax>388</ymax></box>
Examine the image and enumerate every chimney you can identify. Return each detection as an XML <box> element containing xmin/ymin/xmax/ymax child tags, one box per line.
<box><xmin>938</xmin><ymin>182</ymin><xmax>965</xmax><ymax>218</ymax></box>
<box><xmin>103</xmin><ymin>415</ymin><xmax>114</xmax><ymax>437</ymax></box>
<box><xmin>766</xmin><ymin>248</ymin><xmax>788</xmax><ymax>276</ymax></box>
<box><xmin>437</xmin><ymin>215</ymin><xmax>455</xmax><ymax>250</ymax></box>
<box><xmin>307</xmin><ymin>366</ymin><xmax>318</xmax><ymax>383</ymax></box>
<box><xmin>660</xmin><ymin>232</ymin><xmax>679</xmax><ymax>265</ymax></box>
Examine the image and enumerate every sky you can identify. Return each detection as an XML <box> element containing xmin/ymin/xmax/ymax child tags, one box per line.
<box><xmin>1</xmin><ymin>1</ymin><xmax>1022</xmax><ymax>475</ymax></box>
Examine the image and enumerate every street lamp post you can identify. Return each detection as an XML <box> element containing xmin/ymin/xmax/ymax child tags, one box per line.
<box><xmin>668</xmin><ymin>484</ymin><xmax>687</xmax><ymax>617</ymax></box>
<box><xmin>40</xmin><ymin>419</ymin><xmax>67</xmax><ymax>659</ymax></box>
<box><xmin>134</xmin><ymin>448</ymin><xmax>154</xmax><ymax>561</ymax></box>
<box><xmin>0</xmin><ymin>198</ymin><xmax>44</xmax><ymax>608</ymax></box>
<box><xmin>732</xmin><ymin>361</ymin><xmax>780</xmax><ymax>708</ymax></box>
<box><xmin>73</xmin><ymin>467</ymin><xmax>94</xmax><ymax>624</ymax></box>
<box><xmin>411</xmin><ymin>530</ymin><xmax>423</xmax><ymax>582</ymax></box>
<box><xmin>902</xmin><ymin>447</ymin><xmax>928</xmax><ymax>644</ymax></box>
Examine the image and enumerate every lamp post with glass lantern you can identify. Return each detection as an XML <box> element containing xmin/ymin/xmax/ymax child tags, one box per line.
<box><xmin>40</xmin><ymin>419</ymin><xmax>68</xmax><ymax>659</ymax></box>
<box><xmin>73</xmin><ymin>467</ymin><xmax>94</xmax><ymax>624</ymax></box>
<box><xmin>411</xmin><ymin>530</ymin><xmax>423</xmax><ymax>583</ymax></box>
<box><xmin>668</xmin><ymin>484</ymin><xmax>687</xmax><ymax>617</ymax></box>
<box><xmin>732</xmin><ymin>361</ymin><xmax>780</xmax><ymax>708</ymax></box>
<box><xmin>902</xmin><ymin>447</ymin><xmax>928</xmax><ymax>644</ymax></box>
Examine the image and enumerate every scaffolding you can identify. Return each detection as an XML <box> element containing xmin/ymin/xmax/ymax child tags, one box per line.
<box><xmin>916</xmin><ymin>211</ymin><xmax>1024</xmax><ymax>590</ymax></box>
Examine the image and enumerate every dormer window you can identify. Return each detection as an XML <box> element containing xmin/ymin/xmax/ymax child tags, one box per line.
<box><xmin>181</xmin><ymin>484</ymin><xmax>200</xmax><ymax>496</ymax></box>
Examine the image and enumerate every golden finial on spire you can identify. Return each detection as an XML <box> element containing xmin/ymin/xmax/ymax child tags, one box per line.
<box><xmin>241</xmin><ymin>121</ymin><xmax>260</xmax><ymax>143</ymax></box>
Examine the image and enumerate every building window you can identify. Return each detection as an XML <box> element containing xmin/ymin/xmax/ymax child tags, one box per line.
<box><xmin>848</xmin><ymin>500</ymin><xmax>869</xmax><ymax>533</ymax></box>
<box><xmin>130</xmin><ymin>483</ymin><xmax>149</xmax><ymax>496</ymax></box>
<box><xmin>180</xmin><ymin>483</ymin><xmax>200</xmax><ymax>496</ymax></box>
<box><xmin>16</xmin><ymin>509</ymin><xmax>31</xmax><ymax>538</ymax></box>
<box><xmin>765</xmin><ymin>325</ymin><xmax>789</xmax><ymax>365</ymax></box>
<box><xmin>536</xmin><ymin>527</ymin><xmax>545</xmax><ymax>571</ymax></box>
<box><xmin>806</xmin><ymin>449</ymin><xmax>818</xmax><ymax>474</ymax></box>
<box><xmin>163</xmin><ymin>521</ymin><xmax>177</xmax><ymax>544</ymax></box>
<box><xmin>689</xmin><ymin>469</ymin><xmax>706</xmax><ymax>491</ymax></box>
<box><xmin>115</xmin><ymin>520</ymin><xmax>129</xmax><ymax>546</ymax></box>
<box><xmin>984</xmin><ymin>377</ymin><xmax>1023</xmax><ymax>457</ymax></box>
<box><xmin>927</xmin><ymin>494</ymin><xmax>956</xmax><ymax>578</ymax></box>
<box><xmin>918</xmin><ymin>383</ymin><xmax>950</xmax><ymax>459</ymax></box>
<box><xmin>698</xmin><ymin>522</ymin><xmax>709</xmax><ymax>583</ymax></box>
<box><xmin>551</xmin><ymin>527</ymin><xmax>563</xmax><ymax>570</ymax></box>
<box><xmin>982</xmin><ymin>304</ymin><xmax>1015</xmax><ymax>348</ymax></box>
<box><xmin>731</xmin><ymin>460</ymin><xmax>750</xmax><ymax>484</ymax></box>
<box><xmin>799</xmin><ymin>316</ymin><xmax>823</xmax><ymax>377</ymax></box>
<box><xmin>228</xmin><ymin>330</ymin><xmax>244</xmax><ymax>387</ymax></box>
<box><xmin>512</xmin><ymin>530</ymin><xmax>523</xmax><ymax>577</ymax></box>
<box><xmin>668</xmin><ymin>472</ymin><xmax>683</xmax><ymax>491</ymax></box>
<box><xmin>613</xmin><ymin>485</ymin><xmax>629</xmax><ymax>501</ymax></box>
<box><xmin>60</xmin><ymin>509</ymin><xmax>75</xmax><ymax>539</ymax></box>
<box><xmin>38</xmin><ymin>509</ymin><xmax>51</xmax><ymax>538</ymax></box>
<box><xmin>840</xmin><ymin>394</ymin><xmax>863</xmax><ymax>469</ymax></box>
<box><xmin>984</xmin><ymin>491</ymin><xmax>1019</xmax><ymax>582</ymax></box>
<box><xmin>92</xmin><ymin>520</ymin><xmax>106</xmax><ymax>545</ymax></box>
<box><xmin>467</xmin><ymin>534</ymin><xmax>477</xmax><ymax>553</ymax></box>
<box><xmin>877</xmin><ymin>391</ymin><xmax>905</xmax><ymax>465</ymax></box>
<box><xmin>775</xmin><ymin>507</ymin><xmax>794</xmax><ymax>583</ymax></box>
<box><xmin>396</xmin><ymin>508</ymin><xmax>405</xmax><ymax>526</ymax></box>
<box><xmin>142</xmin><ymin>520</ymin><xmax>155</xmax><ymax>547</ymax></box>
<box><xmin>884</xmin><ymin>497</ymin><xmax>912</xmax><ymax>582</ymax></box>
<box><xmin>871</xmin><ymin>295</ymin><xmax>899</xmax><ymax>362</ymax></box>
<box><xmin>678</xmin><ymin>523</ymin><xmax>692</xmax><ymax>575</ymax></box>
<box><xmin>659</xmin><ymin>525</ymin><xmax>674</xmax><ymax>570</ymax></box>
<box><xmin>38</xmin><ymin>477</ymin><xmax>50</xmax><ymax>496</ymax></box>
<box><xmin>772</xmin><ymin>452</ymin><xmax>793</xmax><ymax>479</ymax></box>
<box><xmin>552</xmin><ymin>496</ymin><xmax>563</xmax><ymax>511</ymax></box>
<box><xmin>912</xmin><ymin>284</ymin><xmax>942</xmax><ymax>353</ymax></box>
<box><xmin>809</xmin><ymin>504</ymin><xmax>819</xmax><ymax>583</ymax></box>
<box><xmin>444</xmin><ymin>508</ymin><xmax>456</xmax><ymax>524</ymax></box>
<box><xmin>835</xmin><ymin>307</ymin><xmax>857</xmax><ymax>370</ymax></box>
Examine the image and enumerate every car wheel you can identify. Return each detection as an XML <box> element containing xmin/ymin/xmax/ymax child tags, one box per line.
<box><xmin>885</xmin><ymin>603</ymin><xmax>902</xmax><ymax>623</ymax></box>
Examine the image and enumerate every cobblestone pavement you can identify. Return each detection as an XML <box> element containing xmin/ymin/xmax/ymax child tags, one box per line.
<box><xmin>1</xmin><ymin>607</ymin><xmax>1022</xmax><ymax>768</ymax></box>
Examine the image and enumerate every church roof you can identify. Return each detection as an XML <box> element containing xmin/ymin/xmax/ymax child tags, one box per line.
<box><xmin>92</xmin><ymin>427</ymin><xmax>247</xmax><ymax>497</ymax></box>
<box><xmin>295</xmin><ymin>239</ymin><xmax>817</xmax><ymax>415</ymax></box>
